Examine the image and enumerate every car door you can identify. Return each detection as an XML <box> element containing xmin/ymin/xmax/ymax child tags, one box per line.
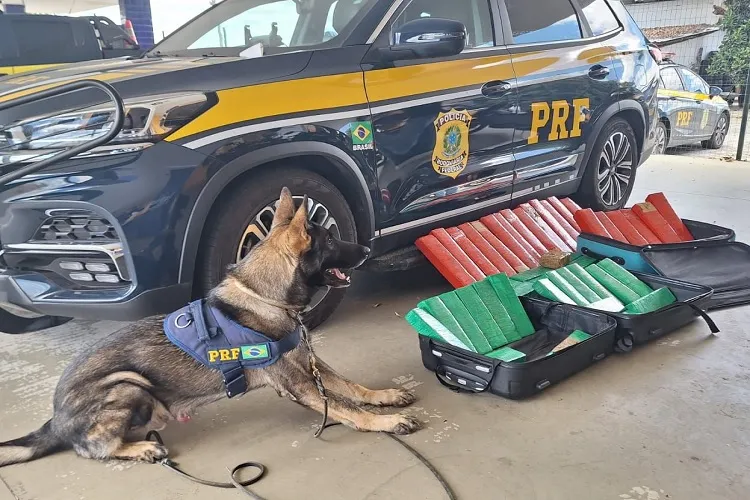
<box><xmin>364</xmin><ymin>0</ymin><xmax>518</xmax><ymax>242</ymax></box>
<box><xmin>677</xmin><ymin>66</ymin><xmax>719</xmax><ymax>140</ymax></box>
<box><xmin>500</xmin><ymin>0</ymin><xmax>621</xmax><ymax>203</ymax></box>
<box><xmin>658</xmin><ymin>66</ymin><xmax>699</xmax><ymax>144</ymax></box>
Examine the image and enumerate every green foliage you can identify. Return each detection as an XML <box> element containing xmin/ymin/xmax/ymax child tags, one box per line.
<box><xmin>709</xmin><ymin>0</ymin><xmax>750</xmax><ymax>83</ymax></box>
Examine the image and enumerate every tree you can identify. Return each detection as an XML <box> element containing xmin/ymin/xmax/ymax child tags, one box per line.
<box><xmin>709</xmin><ymin>1</ymin><xmax>750</xmax><ymax>84</ymax></box>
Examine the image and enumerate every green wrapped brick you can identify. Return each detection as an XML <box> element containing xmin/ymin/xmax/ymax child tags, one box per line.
<box><xmin>555</xmin><ymin>267</ymin><xmax>601</xmax><ymax>304</ymax></box>
<box><xmin>455</xmin><ymin>287</ymin><xmax>509</xmax><ymax>349</ymax></box>
<box><xmin>547</xmin><ymin>270</ymin><xmax>591</xmax><ymax>306</ymax></box>
<box><xmin>472</xmin><ymin>280</ymin><xmax>522</xmax><ymax>343</ymax></box>
<box><xmin>587</xmin><ymin>264</ymin><xmax>641</xmax><ymax>304</ymax></box>
<box><xmin>570</xmin><ymin>254</ymin><xmax>597</xmax><ymax>268</ymax></box>
<box><xmin>420</xmin><ymin>297</ymin><xmax>477</xmax><ymax>351</ymax></box>
<box><xmin>439</xmin><ymin>291</ymin><xmax>493</xmax><ymax>353</ymax></box>
<box><xmin>624</xmin><ymin>287</ymin><xmax>677</xmax><ymax>314</ymax></box>
<box><xmin>511</xmin><ymin>279</ymin><xmax>538</xmax><ymax>297</ymax></box>
<box><xmin>597</xmin><ymin>259</ymin><xmax>653</xmax><ymax>297</ymax></box>
<box><xmin>588</xmin><ymin>297</ymin><xmax>625</xmax><ymax>312</ymax></box>
<box><xmin>566</xmin><ymin>263</ymin><xmax>614</xmax><ymax>300</ymax></box>
<box><xmin>533</xmin><ymin>278</ymin><xmax>576</xmax><ymax>305</ymax></box>
<box><xmin>510</xmin><ymin>266</ymin><xmax>550</xmax><ymax>282</ymax></box>
<box><xmin>485</xmin><ymin>346</ymin><xmax>526</xmax><ymax>362</ymax></box>
<box><xmin>486</xmin><ymin>274</ymin><xmax>536</xmax><ymax>338</ymax></box>
<box><xmin>405</xmin><ymin>309</ymin><xmax>472</xmax><ymax>351</ymax></box>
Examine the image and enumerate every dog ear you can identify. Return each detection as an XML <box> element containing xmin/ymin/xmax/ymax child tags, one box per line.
<box><xmin>272</xmin><ymin>187</ymin><xmax>296</xmax><ymax>228</ymax></box>
<box><xmin>290</xmin><ymin>195</ymin><xmax>309</xmax><ymax>231</ymax></box>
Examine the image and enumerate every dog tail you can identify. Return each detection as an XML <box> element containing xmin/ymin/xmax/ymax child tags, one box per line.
<box><xmin>0</xmin><ymin>420</ymin><xmax>66</xmax><ymax>467</ymax></box>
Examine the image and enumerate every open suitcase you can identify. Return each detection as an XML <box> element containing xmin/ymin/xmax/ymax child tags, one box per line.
<box><xmin>418</xmin><ymin>297</ymin><xmax>616</xmax><ymax>399</ymax></box>
<box><xmin>576</xmin><ymin>219</ymin><xmax>735</xmax><ymax>274</ymax></box>
<box><xmin>525</xmin><ymin>272</ymin><xmax>718</xmax><ymax>353</ymax></box>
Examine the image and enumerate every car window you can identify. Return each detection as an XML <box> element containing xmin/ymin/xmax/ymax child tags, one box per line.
<box><xmin>678</xmin><ymin>68</ymin><xmax>709</xmax><ymax>94</ymax></box>
<box><xmin>157</xmin><ymin>0</ymin><xmax>375</xmax><ymax>55</ymax></box>
<box><xmin>579</xmin><ymin>0</ymin><xmax>620</xmax><ymax>36</ymax></box>
<box><xmin>660</xmin><ymin>67</ymin><xmax>684</xmax><ymax>91</ymax></box>
<box><xmin>505</xmin><ymin>0</ymin><xmax>582</xmax><ymax>44</ymax></box>
<box><xmin>393</xmin><ymin>0</ymin><xmax>495</xmax><ymax>48</ymax></box>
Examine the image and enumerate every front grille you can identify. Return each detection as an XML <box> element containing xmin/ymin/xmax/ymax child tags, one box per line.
<box><xmin>33</xmin><ymin>211</ymin><xmax>119</xmax><ymax>242</ymax></box>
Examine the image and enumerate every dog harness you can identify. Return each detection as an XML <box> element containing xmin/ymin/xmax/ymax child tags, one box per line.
<box><xmin>164</xmin><ymin>299</ymin><xmax>301</xmax><ymax>398</ymax></box>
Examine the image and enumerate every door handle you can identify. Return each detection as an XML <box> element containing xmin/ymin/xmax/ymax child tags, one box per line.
<box><xmin>588</xmin><ymin>65</ymin><xmax>610</xmax><ymax>79</ymax></box>
<box><xmin>481</xmin><ymin>80</ymin><xmax>513</xmax><ymax>97</ymax></box>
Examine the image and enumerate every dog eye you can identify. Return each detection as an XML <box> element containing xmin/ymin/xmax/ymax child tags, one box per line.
<box><xmin>326</xmin><ymin>235</ymin><xmax>333</xmax><ymax>245</ymax></box>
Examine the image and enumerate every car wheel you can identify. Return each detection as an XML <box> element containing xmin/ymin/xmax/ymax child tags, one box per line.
<box><xmin>703</xmin><ymin>113</ymin><xmax>729</xmax><ymax>149</ymax></box>
<box><xmin>574</xmin><ymin>118</ymin><xmax>638</xmax><ymax>211</ymax></box>
<box><xmin>0</xmin><ymin>309</ymin><xmax>72</xmax><ymax>335</ymax></box>
<box><xmin>654</xmin><ymin>121</ymin><xmax>668</xmax><ymax>155</ymax></box>
<box><xmin>197</xmin><ymin>167</ymin><xmax>357</xmax><ymax>330</ymax></box>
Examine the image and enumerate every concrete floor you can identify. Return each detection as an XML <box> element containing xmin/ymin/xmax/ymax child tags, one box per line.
<box><xmin>1</xmin><ymin>155</ymin><xmax>750</xmax><ymax>500</ymax></box>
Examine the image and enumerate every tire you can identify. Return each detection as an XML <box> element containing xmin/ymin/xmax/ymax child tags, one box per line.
<box><xmin>574</xmin><ymin>118</ymin><xmax>638</xmax><ymax>211</ymax></box>
<box><xmin>703</xmin><ymin>112</ymin><xmax>729</xmax><ymax>149</ymax></box>
<box><xmin>0</xmin><ymin>309</ymin><xmax>72</xmax><ymax>335</ymax></box>
<box><xmin>197</xmin><ymin>167</ymin><xmax>358</xmax><ymax>330</ymax></box>
<box><xmin>654</xmin><ymin>121</ymin><xmax>668</xmax><ymax>155</ymax></box>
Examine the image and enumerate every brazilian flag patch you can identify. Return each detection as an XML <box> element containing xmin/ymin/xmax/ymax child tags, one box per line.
<box><xmin>241</xmin><ymin>344</ymin><xmax>270</xmax><ymax>360</ymax></box>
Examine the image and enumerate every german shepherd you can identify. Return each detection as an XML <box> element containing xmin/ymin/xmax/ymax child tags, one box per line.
<box><xmin>0</xmin><ymin>187</ymin><xmax>422</xmax><ymax>466</ymax></box>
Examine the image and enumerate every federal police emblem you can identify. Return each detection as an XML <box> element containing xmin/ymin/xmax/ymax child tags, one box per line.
<box><xmin>432</xmin><ymin>109</ymin><xmax>472</xmax><ymax>179</ymax></box>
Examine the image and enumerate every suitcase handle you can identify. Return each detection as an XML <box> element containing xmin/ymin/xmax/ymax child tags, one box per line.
<box><xmin>679</xmin><ymin>302</ymin><xmax>720</xmax><ymax>334</ymax></box>
<box><xmin>435</xmin><ymin>365</ymin><xmax>490</xmax><ymax>394</ymax></box>
<box><xmin>580</xmin><ymin>247</ymin><xmax>626</xmax><ymax>265</ymax></box>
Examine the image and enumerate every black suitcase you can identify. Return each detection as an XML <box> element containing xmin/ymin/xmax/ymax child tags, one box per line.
<box><xmin>641</xmin><ymin>240</ymin><xmax>750</xmax><ymax>310</ymax></box>
<box><xmin>419</xmin><ymin>298</ymin><xmax>617</xmax><ymax>399</ymax></box>
<box><xmin>527</xmin><ymin>273</ymin><xmax>718</xmax><ymax>353</ymax></box>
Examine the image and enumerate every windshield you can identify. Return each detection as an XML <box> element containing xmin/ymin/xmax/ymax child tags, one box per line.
<box><xmin>150</xmin><ymin>0</ymin><xmax>375</xmax><ymax>57</ymax></box>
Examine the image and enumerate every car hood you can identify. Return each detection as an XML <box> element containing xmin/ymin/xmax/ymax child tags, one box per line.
<box><xmin>0</xmin><ymin>53</ymin><xmax>312</xmax><ymax>104</ymax></box>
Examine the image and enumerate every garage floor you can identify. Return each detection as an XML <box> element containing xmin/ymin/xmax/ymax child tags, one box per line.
<box><xmin>1</xmin><ymin>155</ymin><xmax>749</xmax><ymax>500</ymax></box>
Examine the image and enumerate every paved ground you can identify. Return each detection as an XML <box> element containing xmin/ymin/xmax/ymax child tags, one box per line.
<box><xmin>666</xmin><ymin>108</ymin><xmax>748</xmax><ymax>160</ymax></box>
<box><xmin>1</xmin><ymin>155</ymin><xmax>750</xmax><ymax>500</ymax></box>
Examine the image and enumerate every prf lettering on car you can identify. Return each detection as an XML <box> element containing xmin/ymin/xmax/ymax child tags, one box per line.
<box><xmin>528</xmin><ymin>98</ymin><xmax>591</xmax><ymax>145</ymax></box>
<box><xmin>677</xmin><ymin>111</ymin><xmax>694</xmax><ymax>127</ymax></box>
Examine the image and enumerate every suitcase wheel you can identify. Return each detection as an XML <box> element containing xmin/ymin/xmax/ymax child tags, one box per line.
<box><xmin>615</xmin><ymin>335</ymin><xmax>634</xmax><ymax>353</ymax></box>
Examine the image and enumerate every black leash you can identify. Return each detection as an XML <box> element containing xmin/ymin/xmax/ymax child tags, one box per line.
<box><xmin>146</xmin><ymin>315</ymin><xmax>457</xmax><ymax>499</ymax></box>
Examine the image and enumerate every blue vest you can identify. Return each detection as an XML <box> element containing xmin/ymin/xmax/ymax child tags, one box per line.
<box><xmin>164</xmin><ymin>300</ymin><xmax>301</xmax><ymax>398</ymax></box>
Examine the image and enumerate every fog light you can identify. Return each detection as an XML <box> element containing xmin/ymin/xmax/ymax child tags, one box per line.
<box><xmin>85</xmin><ymin>263</ymin><xmax>111</xmax><ymax>272</ymax></box>
<box><xmin>69</xmin><ymin>272</ymin><xmax>94</xmax><ymax>282</ymax></box>
<box><xmin>60</xmin><ymin>261</ymin><xmax>84</xmax><ymax>271</ymax></box>
<box><xmin>94</xmin><ymin>274</ymin><xmax>120</xmax><ymax>284</ymax></box>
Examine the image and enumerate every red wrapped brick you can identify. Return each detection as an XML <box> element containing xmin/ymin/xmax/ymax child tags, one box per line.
<box><xmin>645</xmin><ymin>193</ymin><xmax>693</xmax><ymax>242</ymax></box>
<box><xmin>632</xmin><ymin>202</ymin><xmax>682</xmax><ymax>244</ymax></box>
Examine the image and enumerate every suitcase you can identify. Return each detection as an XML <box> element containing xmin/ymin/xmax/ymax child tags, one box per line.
<box><xmin>576</xmin><ymin>219</ymin><xmax>735</xmax><ymax>274</ymax></box>
<box><xmin>526</xmin><ymin>272</ymin><xmax>718</xmax><ymax>353</ymax></box>
<box><xmin>418</xmin><ymin>297</ymin><xmax>617</xmax><ymax>399</ymax></box>
<box><xmin>641</xmin><ymin>241</ymin><xmax>750</xmax><ymax>310</ymax></box>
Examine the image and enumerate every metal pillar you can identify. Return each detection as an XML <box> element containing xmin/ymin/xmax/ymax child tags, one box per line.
<box><xmin>119</xmin><ymin>0</ymin><xmax>155</xmax><ymax>49</ymax></box>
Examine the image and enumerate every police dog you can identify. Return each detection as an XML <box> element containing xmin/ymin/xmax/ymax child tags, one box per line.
<box><xmin>0</xmin><ymin>187</ymin><xmax>421</xmax><ymax>466</ymax></box>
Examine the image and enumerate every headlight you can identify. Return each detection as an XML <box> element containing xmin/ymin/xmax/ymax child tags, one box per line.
<box><xmin>0</xmin><ymin>93</ymin><xmax>210</xmax><ymax>153</ymax></box>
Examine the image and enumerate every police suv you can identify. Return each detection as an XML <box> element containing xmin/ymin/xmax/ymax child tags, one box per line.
<box><xmin>0</xmin><ymin>0</ymin><xmax>659</xmax><ymax>332</ymax></box>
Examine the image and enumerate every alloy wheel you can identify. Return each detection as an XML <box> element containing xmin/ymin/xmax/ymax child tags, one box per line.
<box><xmin>714</xmin><ymin>115</ymin><xmax>728</xmax><ymax>147</ymax></box>
<box><xmin>597</xmin><ymin>131</ymin><xmax>634</xmax><ymax>207</ymax></box>
<box><xmin>654</xmin><ymin>124</ymin><xmax>667</xmax><ymax>154</ymax></box>
<box><xmin>236</xmin><ymin>196</ymin><xmax>339</xmax><ymax>311</ymax></box>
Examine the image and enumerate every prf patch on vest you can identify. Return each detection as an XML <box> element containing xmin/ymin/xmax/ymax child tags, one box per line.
<box><xmin>433</xmin><ymin>108</ymin><xmax>472</xmax><ymax>179</ymax></box>
<box><xmin>208</xmin><ymin>344</ymin><xmax>271</xmax><ymax>363</ymax></box>
<box><xmin>528</xmin><ymin>98</ymin><xmax>590</xmax><ymax>145</ymax></box>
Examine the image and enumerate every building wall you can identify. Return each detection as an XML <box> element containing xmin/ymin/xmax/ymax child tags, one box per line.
<box><xmin>661</xmin><ymin>31</ymin><xmax>724</xmax><ymax>69</ymax></box>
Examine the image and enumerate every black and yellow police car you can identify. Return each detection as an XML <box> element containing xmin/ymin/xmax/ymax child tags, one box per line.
<box><xmin>654</xmin><ymin>60</ymin><xmax>731</xmax><ymax>154</ymax></box>
<box><xmin>0</xmin><ymin>0</ymin><xmax>659</xmax><ymax>332</ymax></box>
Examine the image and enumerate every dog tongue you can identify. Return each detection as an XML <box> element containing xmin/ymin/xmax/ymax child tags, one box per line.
<box><xmin>177</xmin><ymin>414</ymin><xmax>192</xmax><ymax>423</ymax></box>
<box><xmin>333</xmin><ymin>269</ymin><xmax>346</xmax><ymax>280</ymax></box>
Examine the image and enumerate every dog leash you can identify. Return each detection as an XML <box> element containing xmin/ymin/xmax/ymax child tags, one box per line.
<box><xmin>146</xmin><ymin>286</ymin><xmax>457</xmax><ymax>499</ymax></box>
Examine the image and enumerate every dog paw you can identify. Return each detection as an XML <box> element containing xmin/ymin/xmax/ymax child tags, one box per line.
<box><xmin>389</xmin><ymin>414</ymin><xmax>424</xmax><ymax>435</ymax></box>
<box><xmin>371</xmin><ymin>388</ymin><xmax>418</xmax><ymax>407</ymax></box>
<box><xmin>138</xmin><ymin>443</ymin><xmax>169</xmax><ymax>463</ymax></box>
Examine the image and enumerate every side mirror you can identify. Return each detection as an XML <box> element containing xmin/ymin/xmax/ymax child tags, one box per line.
<box><xmin>709</xmin><ymin>86</ymin><xmax>723</xmax><ymax>97</ymax></box>
<box><xmin>378</xmin><ymin>18</ymin><xmax>467</xmax><ymax>63</ymax></box>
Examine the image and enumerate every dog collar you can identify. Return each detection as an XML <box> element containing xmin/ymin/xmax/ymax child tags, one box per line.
<box><xmin>164</xmin><ymin>299</ymin><xmax>301</xmax><ymax>398</ymax></box>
